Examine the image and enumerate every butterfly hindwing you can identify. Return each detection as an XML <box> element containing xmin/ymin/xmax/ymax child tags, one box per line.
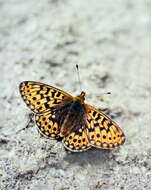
<box><xmin>35</xmin><ymin>110</ymin><xmax>60</xmax><ymax>138</ymax></box>
<box><xmin>35</xmin><ymin>102</ymin><xmax>73</xmax><ymax>139</ymax></box>
<box><xmin>85</xmin><ymin>104</ymin><xmax>125</xmax><ymax>149</ymax></box>
<box><xmin>63</xmin><ymin>126</ymin><xmax>91</xmax><ymax>152</ymax></box>
<box><xmin>19</xmin><ymin>81</ymin><xmax>72</xmax><ymax>113</ymax></box>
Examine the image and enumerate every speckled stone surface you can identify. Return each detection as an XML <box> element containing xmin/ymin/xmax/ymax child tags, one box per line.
<box><xmin>0</xmin><ymin>0</ymin><xmax>151</xmax><ymax>189</ymax></box>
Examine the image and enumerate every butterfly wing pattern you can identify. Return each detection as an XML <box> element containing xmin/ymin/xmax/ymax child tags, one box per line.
<box><xmin>19</xmin><ymin>81</ymin><xmax>72</xmax><ymax>139</ymax></box>
<box><xmin>85</xmin><ymin>104</ymin><xmax>125</xmax><ymax>149</ymax></box>
<box><xmin>19</xmin><ymin>81</ymin><xmax>72</xmax><ymax>113</ymax></box>
<box><xmin>63</xmin><ymin>125</ymin><xmax>91</xmax><ymax>152</ymax></box>
<box><xmin>19</xmin><ymin>81</ymin><xmax>125</xmax><ymax>152</ymax></box>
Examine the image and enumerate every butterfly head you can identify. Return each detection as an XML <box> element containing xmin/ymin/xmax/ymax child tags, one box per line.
<box><xmin>79</xmin><ymin>91</ymin><xmax>86</xmax><ymax>100</ymax></box>
<box><xmin>73</xmin><ymin>91</ymin><xmax>85</xmax><ymax>104</ymax></box>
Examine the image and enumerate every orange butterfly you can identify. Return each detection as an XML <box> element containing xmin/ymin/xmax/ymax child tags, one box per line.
<box><xmin>19</xmin><ymin>81</ymin><xmax>125</xmax><ymax>152</ymax></box>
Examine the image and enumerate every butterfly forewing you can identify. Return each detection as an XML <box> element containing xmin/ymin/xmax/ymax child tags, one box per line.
<box><xmin>85</xmin><ymin>104</ymin><xmax>125</xmax><ymax>149</ymax></box>
<box><xmin>19</xmin><ymin>81</ymin><xmax>72</xmax><ymax>113</ymax></box>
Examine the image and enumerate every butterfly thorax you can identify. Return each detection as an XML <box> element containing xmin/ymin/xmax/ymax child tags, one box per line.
<box><xmin>59</xmin><ymin>91</ymin><xmax>86</xmax><ymax>137</ymax></box>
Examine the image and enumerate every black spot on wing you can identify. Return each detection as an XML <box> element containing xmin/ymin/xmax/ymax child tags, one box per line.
<box><xmin>45</xmin><ymin>88</ymin><xmax>51</xmax><ymax>95</ymax></box>
<box><xmin>56</xmin><ymin>91</ymin><xmax>61</xmax><ymax>97</ymax></box>
<box><xmin>44</xmin><ymin>103</ymin><xmax>50</xmax><ymax>109</ymax></box>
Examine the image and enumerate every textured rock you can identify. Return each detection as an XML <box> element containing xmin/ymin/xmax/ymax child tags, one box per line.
<box><xmin>0</xmin><ymin>0</ymin><xmax>151</xmax><ymax>189</ymax></box>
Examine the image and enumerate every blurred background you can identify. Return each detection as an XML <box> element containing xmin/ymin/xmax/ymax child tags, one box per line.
<box><xmin>0</xmin><ymin>0</ymin><xmax>151</xmax><ymax>189</ymax></box>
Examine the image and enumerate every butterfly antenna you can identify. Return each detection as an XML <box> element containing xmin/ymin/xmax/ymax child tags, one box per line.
<box><xmin>76</xmin><ymin>64</ymin><xmax>82</xmax><ymax>92</ymax></box>
<box><xmin>104</xmin><ymin>92</ymin><xmax>111</xmax><ymax>95</ymax></box>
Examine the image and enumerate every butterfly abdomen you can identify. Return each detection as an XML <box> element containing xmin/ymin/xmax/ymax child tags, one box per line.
<box><xmin>59</xmin><ymin>99</ymin><xmax>85</xmax><ymax>137</ymax></box>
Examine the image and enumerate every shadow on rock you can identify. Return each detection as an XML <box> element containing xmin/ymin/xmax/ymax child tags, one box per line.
<box><xmin>63</xmin><ymin>148</ymin><xmax>113</xmax><ymax>167</ymax></box>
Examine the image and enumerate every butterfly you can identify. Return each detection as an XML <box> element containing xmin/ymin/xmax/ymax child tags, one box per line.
<box><xmin>19</xmin><ymin>81</ymin><xmax>125</xmax><ymax>152</ymax></box>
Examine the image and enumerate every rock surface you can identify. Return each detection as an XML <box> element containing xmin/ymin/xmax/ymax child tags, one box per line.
<box><xmin>0</xmin><ymin>0</ymin><xmax>151</xmax><ymax>189</ymax></box>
